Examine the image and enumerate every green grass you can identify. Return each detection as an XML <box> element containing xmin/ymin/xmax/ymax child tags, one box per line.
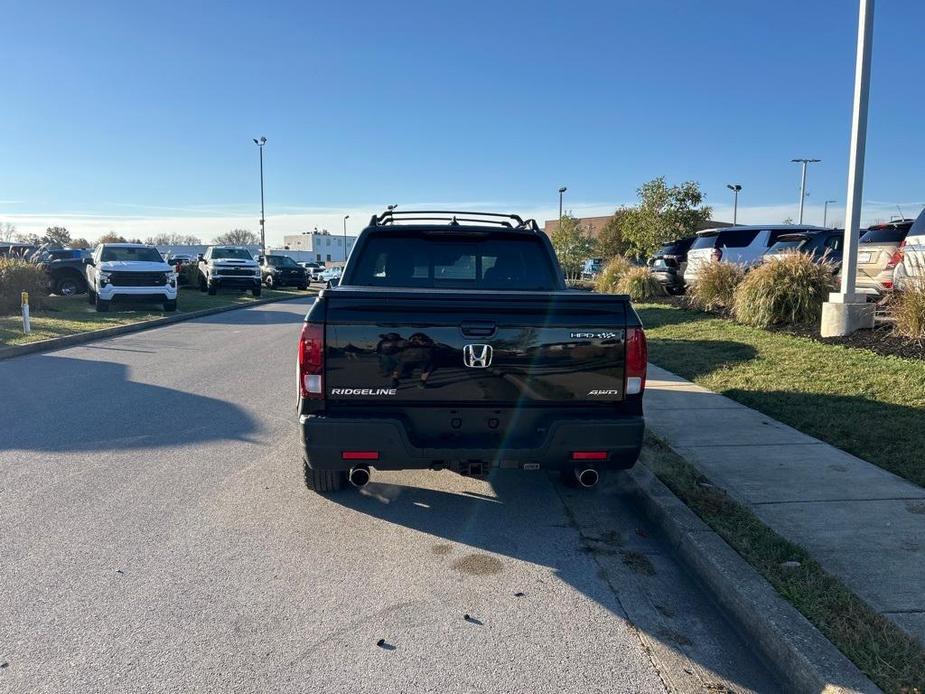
<box><xmin>0</xmin><ymin>286</ymin><xmax>312</xmax><ymax>348</ymax></box>
<box><xmin>643</xmin><ymin>436</ymin><xmax>925</xmax><ymax>694</ymax></box>
<box><xmin>637</xmin><ymin>303</ymin><xmax>925</xmax><ymax>487</ymax></box>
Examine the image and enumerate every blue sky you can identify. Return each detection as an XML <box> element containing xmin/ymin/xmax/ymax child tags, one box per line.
<box><xmin>1</xmin><ymin>0</ymin><xmax>923</xmax><ymax>242</ymax></box>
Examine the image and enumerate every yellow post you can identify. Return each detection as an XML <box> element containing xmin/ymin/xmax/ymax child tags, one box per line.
<box><xmin>21</xmin><ymin>291</ymin><xmax>31</xmax><ymax>334</ymax></box>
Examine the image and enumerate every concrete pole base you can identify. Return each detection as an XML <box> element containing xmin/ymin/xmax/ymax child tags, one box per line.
<box><xmin>820</xmin><ymin>295</ymin><xmax>875</xmax><ymax>337</ymax></box>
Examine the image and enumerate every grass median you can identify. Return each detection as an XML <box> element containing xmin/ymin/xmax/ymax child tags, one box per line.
<box><xmin>0</xmin><ymin>286</ymin><xmax>314</xmax><ymax>348</ymax></box>
<box><xmin>642</xmin><ymin>435</ymin><xmax>925</xmax><ymax>693</ymax></box>
<box><xmin>636</xmin><ymin>302</ymin><xmax>925</xmax><ymax>488</ymax></box>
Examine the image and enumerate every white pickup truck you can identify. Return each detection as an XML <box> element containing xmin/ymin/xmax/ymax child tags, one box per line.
<box><xmin>85</xmin><ymin>243</ymin><xmax>178</xmax><ymax>312</ymax></box>
<box><xmin>197</xmin><ymin>246</ymin><xmax>262</xmax><ymax>296</ymax></box>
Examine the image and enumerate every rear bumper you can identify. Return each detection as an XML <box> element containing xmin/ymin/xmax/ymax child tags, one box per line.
<box><xmin>300</xmin><ymin>414</ymin><xmax>644</xmax><ymax>472</ymax></box>
<box><xmin>650</xmin><ymin>268</ymin><xmax>683</xmax><ymax>289</ymax></box>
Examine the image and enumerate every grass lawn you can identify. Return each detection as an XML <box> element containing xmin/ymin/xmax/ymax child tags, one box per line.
<box><xmin>643</xmin><ymin>436</ymin><xmax>925</xmax><ymax>693</ymax></box>
<box><xmin>0</xmin><ymin>286</ymin><xmax>313</xmax><ymax>348</ymax></box>
<box><xmin>636</xmin><ymin>303</ymin><xmax>925</xmax><ymax>488</ymax></box>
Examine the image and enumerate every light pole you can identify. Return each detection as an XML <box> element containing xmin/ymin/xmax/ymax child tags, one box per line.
<box><xmin>823</xmin><ymin>200</ymin><xmax>837</xmax><ymax>228</ymax></box>
<box><xmin>821</xmin><ymin>0</ymin><xmax>876</xmax><ymax>337</ymax></box>
<box><xmin>558</xmin><ymin>186</ymin><xmax>567</xmax><ymax>221</ymax></box>
<box><xmin>253</xmin><ymin>136</ymin><xmax>267</xmax><ymax>254</ymax></box>
<box><xmin>342</xmin><ymin>214</ymin><xmax>349</xmax><ymax>263</ymax></box>
<box><xmin>791</xmin><ymin>158</ymin><xmax>821</xmax><ymax>224</ymax></box>
<box><xmin>727</xmin><ymin>184</ymin><xmax>742</xmax><ymax>224</ymax></box>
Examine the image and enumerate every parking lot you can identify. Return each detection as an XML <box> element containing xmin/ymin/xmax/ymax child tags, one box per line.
<box><xmin>0</xmin><ymin>297</ymin><xmax>778</xmax><ymax>693</ymax></box>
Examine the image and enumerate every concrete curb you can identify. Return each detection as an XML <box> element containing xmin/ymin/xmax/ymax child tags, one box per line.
<box><xmin>0</xmin><ymin>292</ymin><xmax>314</xmax><ymax>361</ymax></box>
<box><xmin>621</xmin><ymin>462</ymin><xmax>880</xmax><ymax>694</ymax></box>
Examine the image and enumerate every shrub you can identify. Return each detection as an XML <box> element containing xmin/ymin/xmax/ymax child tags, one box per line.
<box><xmin>614</xmin><ymin>265</ymin><xmax>663</xmax><ymax>301</ymax></box>
<box><xmin>0</xmin><ymin>258</ymin><xmax>49</xmax><ymax>314</ymax></box>
<box><xmin>594</xmin><ymin>256</ymin><xmax>633</xmax><ymax>293</ymax></box>
<box><xmin>687</xmin><ymin>260</ymin><xmax>744</xmax><ymax>313</ymax></box>
<box><xmin>893</xmin><ymin>279</ymin><xmax>925</xmax><ymax>339</ymax></box>
<box><xmin>180</xmin><ymin>263</ymin><xmax>201</xmax><ymax>288</ymax></box>
<box><xmin>732</xmin><ymin>252</ymin><xmax>836</xmax><ymax>328</ymax></box>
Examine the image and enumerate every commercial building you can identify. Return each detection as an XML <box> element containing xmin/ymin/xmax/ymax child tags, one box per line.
<box><xmin>282</xmin><ymin>231</ymin><xmax>357</xmax><ymax>263</ymax></box>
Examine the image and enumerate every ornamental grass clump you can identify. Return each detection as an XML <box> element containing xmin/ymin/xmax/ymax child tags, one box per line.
<box><xmin>0</xmin><ymin>258</ymin><xmax>49</xmax><ymax>314</ymax></box>
<box><xmin>614</xmin><ymin>265</ymin><xmax>663</xmax><ymax>301</ymax></box>
<box><xmin>892</xmin><ymin>278</ymin><xmax>925</xmax><ymax>339</ymax></box>
<box><xmin>686</xmin><ymin>260</ymin><xmax>744</xmax><ymax>313</ymax></box>
<box><xmin>732</xmin><ymin>252</ymin><xmax>836</xmax><ymax>328</ymax></box>
<box><xmin>593</xmin><ymin>256</ymin><xmax>633</xmax><ymax>293</ymax></box>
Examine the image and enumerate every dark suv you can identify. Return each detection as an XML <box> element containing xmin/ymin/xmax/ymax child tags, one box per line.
<box><xmin>34</xmin><ymin>248</ymin><xmax>91</xmax><ymax>296</ymax></box>
<box><xmin>260</xmin><ymin>254</ymin><xmax>308</xmax><ymax>289</ymax></box>
<box><xmin>763</xmin><ymin>229</ymin><xmax>844</xmax><ymax>269</ymax></box>
<box><xmin>648</xmin><ymin>237</ymin><xmax>695</xmax><ymax>294</ymax></box>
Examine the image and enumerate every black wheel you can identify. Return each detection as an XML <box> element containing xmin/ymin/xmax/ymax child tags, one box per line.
<box><xmin>303</xmin><ymin>457</ymin><xmax>348</xmax><ymax>493</ymax></box>
<box><xmin>265</xmin><ymin>275</ymin><xmax>275</xmax><ymax>289</ymax></box>
<box><xmin>87</xmin><ymin>288</ymin><xmax>96</xmax><ymax>305</ymax></box>
<box><xmin>207</xmin><ymin>282</ymin><xmax>217</xmax><ymax>296</ymax></box>
<box><xmin>163</xmin><ymin>299</ymin><xmax>177</xmax><ymax>312</ymax></box>
<box><xmin>199</xmin><ymin>274</ymin><xmax>208</xmax><ymax>292</ymax></box>
<box><xmin>252</xmin><ymin>285</ymin><xmax>262</xmax><ymax>297</ymax></box>
<box><xmin>298</xmin><ymin>284</ymin><xmax>308</xmax><ymax>291</ymax></box>
<box><xmin>55</xmin><ymin>276</ymin><xmax>82</xmax><ymax>296</ymax></box>
<box><xmin>95</xmin><ymin>295</ymin><xmax>110</xmax><ymax>312</ymax></box>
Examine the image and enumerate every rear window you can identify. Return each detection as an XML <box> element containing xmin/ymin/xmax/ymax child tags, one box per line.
<box><xmin>100</xmin><ymin>246</ymin><xmax>163</xmax><ymax>262</ymax></box>
<box><xmin>348</xmin><ymin>233</ymin><xmax>558</xmax><ymax>290</ymax></box>
<box><xmin>690</xmin><ymin>234</ymin><xmax>719</xmax><ymax>250</ymax></box>
<box><xmin>906</xmin><ymin>210</ymin><xmax>925</xmax><ymax>238</ymax></box>
<box><xmin>767</xmin><ymin>238</ymin><xmax>808</xmax><ymax>254</ymax></box>
<box><xmin>860</xmin><ymin>223</ymin><xmax>912</xmax><ymax>244</ymax></box>
<box><xmin>692</xmin><ymin>229</ymin><xmax>760</xmax><ymax>250</ymax></box>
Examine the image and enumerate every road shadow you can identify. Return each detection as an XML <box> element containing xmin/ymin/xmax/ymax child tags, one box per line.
<box><xmin>325</xmin><ymin>469</ymin><xmax>780</xmax><ymax>692</ymax></box>
<box><xmin>0</xmin><ymin>355</ymin><xmax>258</xmax><ymax>452</ymax></box>
<box><xmin>193</xmin><ymin>307</ymin><xmax>308</xmax><ymax>325</ymax></box>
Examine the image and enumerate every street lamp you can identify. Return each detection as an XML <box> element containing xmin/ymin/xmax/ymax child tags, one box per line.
<box><xmin>343</xmin><ymin>214</ymin><xmax>350</xmax><ymax>263</ymax></box>
<box><xmin>558</xmin><ymin>186</ymin><xmax>567</xmax><ymax>220</ymax></box>
<box><xmin>820</xmin><ymin>0</ymin><xmax>875</xmax><ymax>337</ymax></box>
<box><xmin>823</xmin><ymin>200</ymin><xmax>837</xmax><ymax>228</ymax></box>
<box><xmin>726</xmin><ymin>184</ymin><xmax>742</xmax><ymax>225</ymax></box>
<box><xmin>253</xmin><ymin>136</ymin><xmax>268</xmax><ymax>254</ymax></box>
<box><xmin>791</xmin><ymin>158</ymin><xmax>821</xmax><ymax>224</ymax></box>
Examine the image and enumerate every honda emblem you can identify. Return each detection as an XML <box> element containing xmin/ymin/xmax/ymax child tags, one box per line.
<box><xmin>463</xmin><ymin>344</ymin><xmax>493</xmax><ymax>368</ymax></box>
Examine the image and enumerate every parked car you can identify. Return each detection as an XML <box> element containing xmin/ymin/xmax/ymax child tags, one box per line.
<box><xmin>296</xmin><ymin>208</ymin><xmax>647</xmax><ymax>493</ymax></box>
<box><xmin>854</xmin><ymin>219</ymin><xmax>914</xmax><ymax>295</ymax></box>
<box><xmin>260</xmin><ymin>254</ymin><xmax>308</xmax><ymax>289</ymax></box>
<box><xmin>299</xmin><ymin>262</ymin><xmax>326</xmax><ymax>282</ymax></box>
<box><xmin>893</xmin><ymin>209</ymin><xmax>925</xmax><ymax>291</ymax></box>
<box><xmin>648</xmin><ymin>237</ymin><xmax>695</xmax><ymax>294</ymax></box>
<box><xmin>34</xmin><ymin>248</ymin><xmax>91</xmax><ymax>295</ymax></box>
<box><xmin>581</xmin><ymin>258</ymin><xmax>603</xmax><ymax>280</ymax></box>
<box><xmin>197</xmin><ymin>246</ymin><xmax>262</xmax><ymax>296</ymax></box>
<box><xmin>762</xmin><ymin>229</ymin><xmax>844</xmax><ymax>268</ymax></box>
<box><xmin>684</xmin><ymin>225</ymin><xmax>826</xmax><ymax>284</ymax></box>
<box><xmin>85</xmin><ymin>243</ymin><xmax>178</xmax><ymax>312</ymax></box>
<box><xmin>320</xmin><ymin>266</ymin><xmax>342</xmax><ymax>287</ymax></box>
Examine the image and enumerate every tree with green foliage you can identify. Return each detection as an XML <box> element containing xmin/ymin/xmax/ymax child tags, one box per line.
<box><xmin>42</xmin><ymin>226</ymin><xmax>71</xmax><ymax>247</ymax></box>
<box><xmin>619</xmin><ymin>177</ymin><xmax>712</xmax><ymax>258</ymax></box>
<box><xmin>551</xmin><ymin>213</ymin><xmax>596</xmax><ymax>280</ymax></box>
<box><xmin>596</xmin><ymin>209</ymin><xmax>633</xmax><ymax>259</ymax></box>
<box><xmin>214</xmin><ymin>228</ymin><xmax>259</xmax><ymax>246</ymax></box>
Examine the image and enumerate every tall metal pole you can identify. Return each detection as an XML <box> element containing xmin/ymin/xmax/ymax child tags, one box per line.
<box><xmin>792</xmin><ymin>158</ymin><xmax>821</xmax><ymax>224</ymax></box>
<box><xmin>823</xmin><ymin>200</ymin><xmax>837</xmax><ymax>228</ymax></box>
<box><xmin>727</xmin><ymin>184</ymin><xmax>742</xmax><ymax>224</ymax></box>
<box><xmin>838</xmin><ymin>0</ymin><xmax>875</xmax><ymax>298</ymax></box>
<box><xmin>343</xmin><ymin>214</ymin><xmax>349</xmax><ymax>263</ymax></box>
<box><xmin>558</xmin><ymin>186</ymin><xmax>567</xmax><ymax>222</ymax></box>
<box><xmin>254</xmin><ymin>137</ymin><xmax>267</xmax><ymax>255</ymax></box>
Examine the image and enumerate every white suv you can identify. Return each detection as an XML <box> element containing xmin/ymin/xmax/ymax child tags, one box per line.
<box><xmin>685</xmin><ymin>225</ymin><xmax>826</xmax><ymax>283</ymax></box>
<box><xmin>85</xmin><ymin>243</ymin><xmax>178</xmax><ymax>312</ymax></box>
<box><xmin>893</xmin><ymin>207</ymin><xmax>925</xmax><ymax>291</ymax></box>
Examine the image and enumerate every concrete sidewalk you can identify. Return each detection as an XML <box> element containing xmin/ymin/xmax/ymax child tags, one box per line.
<box><xmin>644</xmin><ymin>364</ymin><xmax>925</xmax><ymax>645</ymax></box>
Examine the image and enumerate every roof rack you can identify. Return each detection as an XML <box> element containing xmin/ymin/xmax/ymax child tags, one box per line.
<box><xmin>368</xmin><ymin>209</ymin><xmax>542</xmax><ymax>233</ymax></box>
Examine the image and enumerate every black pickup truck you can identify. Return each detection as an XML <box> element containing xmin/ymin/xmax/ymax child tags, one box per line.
<box><xmin>297</xmin><ymin>210</ymin><xmax>647</xmax><ymax>492</ymax></box>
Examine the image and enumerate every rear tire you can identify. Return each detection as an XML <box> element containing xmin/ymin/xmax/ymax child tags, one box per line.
<box><xmin>303</xmin><ymin>457</ymin><xmax>348</xmax><ymax>493</ymax></box>
<box><xmin>207</xmin><ymin>282</ymin><xmax>217</xmax><ymax>296</ymax></box>
<box><xmin>199</xmin><ymin>274</ymin><xmax>208</xmax><ymax>292</ymax></box>
<box><xmin>252</xmin><ymin>285</ymin><xmax>262</xmax><ymax>297</ymax></box>
<box><xmin>95</xmin><ymin>296</ymin><xmax>110</xmax><ymax>312</ymax></box>
<box><xmin>55</xmin><ymin>276</ymin><xmax>82</xmax><ymax>296</ymax></box>
<box><xmin>298</xmin><ymin>284</ymin><xmax>308</xmax><ymax>291</ymax></box>
<box><xmin>88</xmin><ymin>288</ymin><xmax>96</xmax><ymax>305</ymax></box>
<box><xmin>265</xmin><ymin>275</ymin><xmax>275</xmax><ymax>289</ymax></box>
<box><xmin>163</xmin><ymin>299</ymin><xmax>177</xmax><ymax>312</ymax></box>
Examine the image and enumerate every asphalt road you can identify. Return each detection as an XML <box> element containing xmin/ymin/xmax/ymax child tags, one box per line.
<box><xmin>0</xmin><ymin>297</ymin><xmax>778</xmax><ymax>693</ymax></box>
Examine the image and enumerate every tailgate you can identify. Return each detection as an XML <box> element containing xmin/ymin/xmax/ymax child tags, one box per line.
<box><xmin>323</xmin><ymin>289</ymin><xmax>630</xmax><ymax>404</ymax></box>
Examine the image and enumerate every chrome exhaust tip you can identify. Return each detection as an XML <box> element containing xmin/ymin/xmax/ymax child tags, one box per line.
<box><xmin>575</xmin><ymin>467</ymin><xmax>600</xmax><ymax>488</ymax></box>
<box><xmin>349</xmin><ymin>466</ymin><xmax>371</xmax><ymax>488</ymax></box>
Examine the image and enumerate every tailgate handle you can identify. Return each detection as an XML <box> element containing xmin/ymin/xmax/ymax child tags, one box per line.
<box><xmin>460</xmin><ymin>321</ymin><xmax>496</xmax><ymax>338</ymax></box>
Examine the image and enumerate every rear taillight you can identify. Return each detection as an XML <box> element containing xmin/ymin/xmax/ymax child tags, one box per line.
<box><xmin>886</xmin><ymin>240</ymin><xmax>906</xmax><ymax>270</ymax></box>
<box><xmin>711</xmin><ymin>248</ymin><xmax>723</xmax><ymax>262</ymax></box>
<box><xmin>625</xmin><ymin>327</ymin><xmax>648</xmax><ymax>396</ymax></box>
<box><xmin>298</xmin><ymin>322</ymin><xmax>324</xmax><ymax>399</ymax></box>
